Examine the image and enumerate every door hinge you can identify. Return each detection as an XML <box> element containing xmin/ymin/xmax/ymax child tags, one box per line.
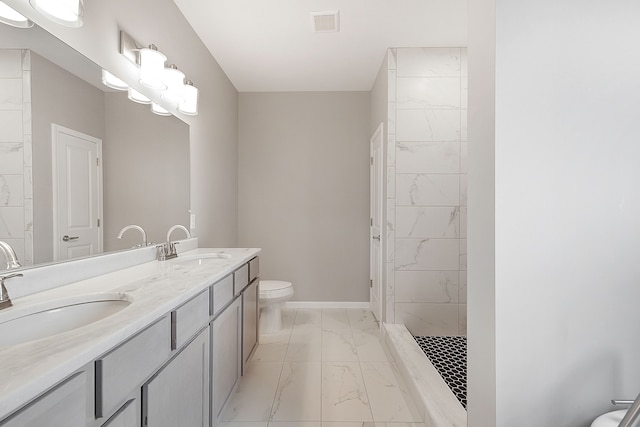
<box><xmin>370</xmin><ymin>218</ymin><xmax>373</xmax><ymax>226</ymax></box>
<box><xmin>370</xmin><ymin>156</ymin><xmax>373</xmax><ymax>166</ymax></box>
<box><xmin>96</xmin><ymin>157</ymin><xmax>100</xmax><ymax>166</ymax></box>
<box><xmin>97</xmin><ymin>218</ymin><xmax>100</xmax><ymax>227</ymax></box>
<box><xmin>370</xmin><ymin>279</ymin><xmax>373</xmax><ymax>288</ymax></box>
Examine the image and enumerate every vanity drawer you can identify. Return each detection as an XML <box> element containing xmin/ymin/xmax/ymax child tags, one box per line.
<box><xmin>95</xmin><ymin>316</ymin><xmax>171</xmax><ymax>419</ymax></box>
<box><xmin>233</xmin><ymin>264</ymin><xmax>249</xmax><ymax>296</ymax></box>
<box><xmin>249</xmin><ymin>257</ymin><xmax>259</xmax><ymax>282</ymax></box>
<box><xmin>211</xmin><ymin>274</ymin><xmax>234</xmax><ymax>317</ymax></box>
<box><xmin>172</xmin><ymin>289</ymin><xmax>209</xmax><ymax>350</ymax></box>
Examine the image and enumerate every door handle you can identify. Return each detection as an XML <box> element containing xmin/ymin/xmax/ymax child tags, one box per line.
<box><xmin>62</xmin><ymin>235</ymin><xmax>79</xmax><ymax>242</ymax></box>
<box><xmin>372</xmin><ymin>235</ymin><xmax>381</xmax><ymax>241</ymax></box>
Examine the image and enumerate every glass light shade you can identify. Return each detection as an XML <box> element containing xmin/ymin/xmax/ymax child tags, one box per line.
<box><xmin>139</xmin><ymin>46</ymin><xmax>167</xmax><ymax>90</ymax></box>
<box><xmin>150</xmin><ymin>102</ymin><xmax>171</xmax><ymax>116</ymax></box>
<box><xmin>178</xmin><ymin>82</ymin><xmax>199</xmax><ymax>116</ymax></box>
<box><xmin>29</xmin><ymin>0</ymin><xmax>83</xmax><ymax>27</ymax></box>
<box><xmin>128</xmin><ymin>87</ymin><xmax>151</xmax><ymax>105</ymax></box>
<box><xmin>101</xmin><ymin>69</ymin><xmax>128</xmax><ymax>91</ymax></box>
<box><xmin>161</xmin><ymin>66</ymin><xmax>186</xmax><ymax>103</ymax></box>
<box><xmin>0</xmin><ymin>2</ymin><xmax>33</xmax><ymax>28</ymax></box>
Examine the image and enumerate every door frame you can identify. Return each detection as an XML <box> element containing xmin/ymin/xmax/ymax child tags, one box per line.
<box><xmin>370</xmin><ymin>122</ymin><xmax>384</xmax><ymax>322</ymax></box>
<box><xmin>51</xmin><ymin>123</ymin><xmax>104</xmax><ymax>261</ymax></box>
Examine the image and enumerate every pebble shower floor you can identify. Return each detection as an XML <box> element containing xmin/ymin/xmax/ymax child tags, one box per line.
<box><xmin>413</xmin><ymin>335</ymin><xmax>467</xmax><ymax>409</ymax></box>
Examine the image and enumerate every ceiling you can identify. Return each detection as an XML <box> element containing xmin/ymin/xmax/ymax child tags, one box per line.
<box><xmin>172</xmin><ymin>0</ymin><xmax>467</xmax><ymax>92</ymax></box>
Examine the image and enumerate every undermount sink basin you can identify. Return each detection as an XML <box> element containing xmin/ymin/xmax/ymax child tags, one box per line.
<box><xmin>0</xmin><ymin>293</ymin><xmax>131</xmax><ymax>348</ymax></box>
<box><xmin>173</xmin><ymin>252</ymin><xmax>232</xmax><ymax>267</ymax></box>
<box><xmin>591</xmin><ymin>409</ymin><xmax>627</xmax><ymax>427</ymax></box>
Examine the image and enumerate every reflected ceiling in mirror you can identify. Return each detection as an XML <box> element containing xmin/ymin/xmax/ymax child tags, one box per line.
<box><xmin>0</xmin><ymin>23</ymin><xmax>190</xmax><ymax>271</ymax></box>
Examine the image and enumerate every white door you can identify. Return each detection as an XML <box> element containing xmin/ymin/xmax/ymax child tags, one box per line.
<box><xmin>52</xmin><ymin>124</ymin><xmax>103</xmax><ymax>261</ymax></box>
<box><xmin>370</xmin><ymin>123</ymin><xmax>384</xmax><ymax>322</ymax></box>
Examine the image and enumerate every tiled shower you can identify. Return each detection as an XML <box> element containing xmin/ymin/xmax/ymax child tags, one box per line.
<box><xmin>384</xmin><ymin>47</ymin><xmax>468</xmax><ymax>336</ymax></box>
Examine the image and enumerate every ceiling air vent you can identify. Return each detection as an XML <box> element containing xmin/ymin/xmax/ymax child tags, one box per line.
<box><xmin>311</xmin><ymin>10</ymin><xmax>339</xmax><ymax>33</ymax></box>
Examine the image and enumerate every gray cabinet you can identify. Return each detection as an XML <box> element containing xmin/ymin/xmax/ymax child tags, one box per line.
<box><xmin>242</xmin><ymin>279</ymin><xmax>258</xmax><ymax>371</ymax></box>
<box><xmin>211</xmin><ymin>296</ymin><xmax>241</xmax><ymax>423</ymax></box>
<box><xmin>143</xmin><ymin>328</ymin><xmax>210</xmax><ymax>427</ymax></box>
<box><xmin>101</xmin><ymin>399</ymin><xmax>138</xmax><ymax>427</ymax></box>
<box><xmin>0</xmin><ymin>372</ymin><xmax>86</xmax><ymax>427</ymax></box>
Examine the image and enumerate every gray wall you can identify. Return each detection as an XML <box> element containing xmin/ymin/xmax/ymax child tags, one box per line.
<box><xmin>469</xmin><ymin>0</ymin><xmax>640</xmax><ymax>426</ymax></box>
<box><xmin>238</xmin><ymin>92</ymin><xmax>370</xmax><ymax>302</ymax></box>
<box><xmin>5</xmin><ymin>0</ymin><xmax>239</xmax><ymax>248</ymax></box>
<box><xmin>103</xmin><ymin>92</ymin><xmax>189</xmax><ymax>251</ymax></box>
<box><xmin>31</xmin><ymin>52</ymin><xmax>105</xmax><ymax>264</ymax></box>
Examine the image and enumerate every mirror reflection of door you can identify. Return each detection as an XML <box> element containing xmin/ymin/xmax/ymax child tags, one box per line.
<box><xmin>52</xmin><ymin>124</ymin><xmax>103</xmax><ymax>261</ymax></box>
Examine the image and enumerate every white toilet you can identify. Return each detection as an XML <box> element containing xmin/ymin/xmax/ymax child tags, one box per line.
<box><xmin>259</xmin><ymin>280</ymin><xmax>294</xmax><ymax>334</ymax></box>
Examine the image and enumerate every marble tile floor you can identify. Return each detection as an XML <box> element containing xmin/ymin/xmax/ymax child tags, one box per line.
<box><xmin>219</xmin><ymin>308</ymin><xmax>426</xmax><ymax>427</ymax></box>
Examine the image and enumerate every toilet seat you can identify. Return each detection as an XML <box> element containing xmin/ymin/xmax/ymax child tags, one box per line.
<box><xmin>259</xmin><ymin>280</ymin><xmax>293</xmax><ymax>300</ymax></box>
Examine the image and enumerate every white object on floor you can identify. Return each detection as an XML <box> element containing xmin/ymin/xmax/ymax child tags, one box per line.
<box><xmin>591</xmin><ymin>409</ymin><xmax>627</xmax><ymax>427</ymax></box>
<box><xmin>258</xmin><ymin>280</ymin><xmax>293</xmax><ymax>334</ymax></box>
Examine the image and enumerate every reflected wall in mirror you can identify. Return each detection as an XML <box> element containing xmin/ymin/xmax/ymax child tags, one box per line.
<box><xmin>0</xmin><ymin>24</ymin><xmax>189</xmax><ymax>270</ymax></box>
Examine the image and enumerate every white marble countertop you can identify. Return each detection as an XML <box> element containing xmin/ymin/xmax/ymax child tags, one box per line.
<box><xmin>0</xmin><ymin>247</ymin><xmax>260</xmax><ymax>420</ymax></box>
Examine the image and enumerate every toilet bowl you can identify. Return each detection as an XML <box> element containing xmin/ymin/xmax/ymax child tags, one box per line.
<box><xmin>259</xmin><ymin>280</ymin><xmax>293</xmax><ymax>334</ymax></box>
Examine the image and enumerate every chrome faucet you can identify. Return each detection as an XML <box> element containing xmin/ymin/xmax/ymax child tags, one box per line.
<box><xmin>157</xmin><ymin>225</ymin><xmax>191</xmax><ymax>261</ymax></box>
<box><xmin>0</xmin><ymin>241</ymin><xmax>21</xmax><ymax>270</ymax></box>
<box><xmin>117</xmin><ymin>224</ymin><xmax>148</xmax><ymax>247</ymax></box>
<box><xmin>0</xmin><ymin>273</ymin><xmax>23</xmax><ymax>310</ymax></box>
<box><xmin>614</xmin><ymin>392</ymin><xmax>640</xmax><ymax>427</ymax></box>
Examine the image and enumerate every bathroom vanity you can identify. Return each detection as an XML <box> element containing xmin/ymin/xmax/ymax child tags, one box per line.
<box><xmin>0</xmin><ymin>246</ymin><xmax>260</xmax><ymax>427</ymax></box>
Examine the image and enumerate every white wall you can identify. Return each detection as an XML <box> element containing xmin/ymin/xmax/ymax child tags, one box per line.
<box><xmin>469</xmin><ymin>0</ymin><xmax>640</xmax><ymax>426</ymax></box>
<box><xmin>4</xmin><ymin>0</ymin><xmax>239</xmax><ymax>247</ymax></box>
<box><xmin>238</xmin><ymin>92</ymin><xmax>370</xmax><ymax>302</ymax></box>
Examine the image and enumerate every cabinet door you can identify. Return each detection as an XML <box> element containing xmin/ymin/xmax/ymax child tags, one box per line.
<box><xmin>142</xmin><ymin>328</ymin><xmax>210</xmax><ymax>427</ymax></box>
<box><xmin>101</xmin><ymin>399</ymin><xmax>139</xmax><ymax>427</ymax></box>
<box><xmin>211</xmin><ymin>297</ymin><xmax>241</xmax><ymax>421</ymax></box>
<box><xmin>242</xmin><ymin>280</ymin><xmax>258</xmax><ymax>372</ymax></box>
<box><xmin>0</xmin><ymin>372</ymin><xmax>86</xmax><ymax>427</ymax></box>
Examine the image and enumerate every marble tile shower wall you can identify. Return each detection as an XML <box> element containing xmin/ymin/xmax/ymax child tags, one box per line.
<box><xmin>386</xmin><ymin>48</ymin><xmax>467</xmax><ymax>336</ymax></box>
<box><xmin>0</xmin><ymin>50</ymin><xmax>33</xmax><ymax>267</ymax></box>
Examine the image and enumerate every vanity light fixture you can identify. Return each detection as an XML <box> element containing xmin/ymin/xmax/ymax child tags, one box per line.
<box><xmin>0</xmin><ymin>2</ymin><xmax>33</xmax><ymax>28</ymax></box>
<box><xmin>161</xmin><ymin>64</ymin><xmax>186</xmax><ymax>103</ymax></box>
<box><xmin>139</xmin><ymin>45</ymin><xmax>167</xmax><ymax>90</ymax></box>
<box><xmin>29</xmin><ymin>0</ymin><xmax>83</xmax><ymax>27</ymax></box>
<box><xmin>150</xmin><ymin>102</ymin><xmax>171</xmax><ymax>116</ymax></box>
<box><xmin>178</xmin><ymin>81</ymin><xmax>199</xmax><ymax>116</ymax></box>
<box><xmin>128</xmin><ymin>87</ymin><xmax>151</xmax><ymax>105</ymax></box>
<box><xmin>101</xmin><ymin>69</ymin><xmax>128</xmax><ymax>91</ymax></box>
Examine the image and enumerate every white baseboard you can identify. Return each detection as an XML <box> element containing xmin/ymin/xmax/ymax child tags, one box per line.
<box><xmin>285</xmin><ymin>301</ymin><xmax>369</xmax><ymax>309</ymax></box>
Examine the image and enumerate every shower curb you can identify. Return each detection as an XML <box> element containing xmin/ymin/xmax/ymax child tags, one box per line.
<box><xmin>383</xmin><ymin>323</ymin><xmax>466</xmax><ymax>427</ymax></box>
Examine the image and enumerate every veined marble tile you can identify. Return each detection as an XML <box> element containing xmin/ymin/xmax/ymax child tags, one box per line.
<box><xmin>396</xmin><ymin>142</ymin><xmax>460</xmax><ymax>174</ymax></box>
<box><xmin>219</xmin><ymin>423</ymin><xmax>267</xmax><ymax>427</ymax></box>
<box><xmin>21</xmin><ymin>50</ymin><xmax>30</xmax><ymax>71</ymax></box>
<box><xmin>396</xmin><ymin>174</ymin><xmax>459</xmax><ymax>207</ymax></box>
<box><xmin>23</xmin><ymin>104</ymin><xmax>31</xmax><ymax>136</ymax></box>
<box><xmin>461</xmin><ymin>79</ymin><xmax>468</xmax><ymax>110</ymax></box>
<box><xmin>388</xmin><ymin>101</ymin><xmax>396</xmax><ymax>135</ymax></box>
<box><xmin>221</xmin><ymin>361</ymin><xmax>282</xmax><ymax>422</ymax></box>
<box><xmin>294</xmin><ymin>309</ymin><xmax>322</xmax><ymax>329</ymax></box>
<box><xmin>0</xmin><ymin>112</ymin><xmax>22</xmax><ymax>142</ymax></box>
<box><xmin>271</xmin><ymin>362</ymin><xmax>321</xmax><ymax>421</ymax></box>
<box><xmin>386</xmin><ymin>231</ymin><xmax>395</xmax><ymax>263</ymax></box>
<box><xmin>322</xmin><ymin>423</ymin><xmax>374</xmax><ymax>427</ymax></box>
<box><xmin>322</xmin><ymin>308</ymin><xmax>351</xmax><ymax>330</ymax></box>
<box><xmin>460</xmin><ymin>142</ymin><xmax>467</xmax><ymax>173</ymax></box>
<box><xmin>372</xmin><ymin>423</ymin><xmax>427</xmax><ymax>427</ymax></box>
<box><xmin>0</xmin><ymin>206</ymin><xmax>25</xmax><ymax>239</ymax></box>
<box><xmin>0</xmin><ymin>50</ymin><xmax>22</xmax><ymax>78</ymax></box>
<box><xmin>0</xmin><ymin>79</ymin><xmax>22</xmax><ymax>111</ymax></box>
<box><xmin>360</xmin><ymin>362</ymin><xmax>422</xmax><ymax>423</ymax></box>
<box><xmin>322</xmin><ymin>362</ymin><xmax>373</xmax><ymax>422</ymax></box>
<box><xmin>396</xmin><ymin>207</ymin><xmax>459</xmax><ymax>239</ymax></box>
<box><xmin>252</xmin><ymin>329</ymin><xmax>291</xmax><ymax>362</ymax></box>
<box><xmin>24</xmin><ymin>199</ymin><xmax>32</xmax><ymax>230</ymax></box>
<box><xmin>395</xmin><ymin>271</ymin><xmax>459</xmax><ymax>303</ymax></box>
<box><xmin>396</xmin><ymin>48</ymin><xmax>461</xmax><ymax>78</ymax></box>
<box><xmin>461</xmin><ymin>49</ymin><xmax>468</xmax><ymax>77</ymax></box>
<box><xmin>387</xmin><ymin>203</ymin><xmax>395</xmax><ymax>232</ymax></box>
<box><xmin>395</xmin><ymin>239</ymin><xmax>459</xmax><ymax>271</ymax></box>
<box><xmin>0</xmin><ymin>143</ymin><xmax>23</xmax><ymax>173</ymax></box>
<box><xmin>459</xmin><ymin>174</ymin><xmax>467</xmax><ymax>207</ymax></box>
<box><xmin>388</xmin><ymin>72</ymin><xmax>396</xmax><ymax>103</ymax></box>
<box><xmin>459</xmin><ymin>207</ymin><xmax>467</xmax><ymax>239</ymax></box>
<box><xmin>459</xmin><ymin>305</ymin><xmax>467</xmax><ymax>336</ymax></box>
<box><xmin>0</xmin><ymin>175</ymin><xmax>24</xmax><ymax>207</ymax></box>
<box><xmin>353</xmin><ymin>329</ymin><xmax>388</xmax><ymax>362</ymax></box>
<box><xmin>388</xmin><ymin>48</ymin><xmax>397</xmax><ymax>71</ymax></box>
<box><xmin>286</xmin><ymin>328</ymin><xmax>322</xmax><ymax>361</ymax></box>
<box><xmin>387</xmin><ymin>134</ymin><xmax>396</xmax><ymax>167</ymax></box>
<box><xmin>395</xmin><ymin>303</ymin><xmax>460</xmax><ymax>336</ymax></box>
<box><xmin>459</xmin><ymin>271</ymin><xmax>467</xmax><ymax>304</ymax></box>
<box><xmin>459</xmin><ymin>239</ymin><xmax>467</xmax><ymax>271</ymax></box>
<box><xmin>23</xmin><ymin>134</ymin><xmax>32</xmax><ymax>166</ymax></box>
<box><xmin>347</xmin><ymin>309</ymin><xmax>379</xmax><ymax>331</ymax></box>
<box><xmin>396</xmin><ymin>110</ymin><xmax>460</xmax><ymax>142</ymax></box>
<box><xmin>23</xmin><ymin>166</ymin><xmax>32</xmax><ymax>199</ymax></box>
<box><xmin>461</xmin><ymin>110</ymin><xmax>467</xmax><ymax>142</ymax></box>
<box><xmin>396</xmin><ymin>78</ymin><xmax>461</xmax><ymax>110</ymax></box>
<box><xmin>22</xmin><ymin>71</ymin><xmax>31</xmax><ymax>103</ymax></box>
<box><xmin>23</xmin><ymin>229</ymin><xmax>32</xmax><ymax>266</ymax></box>
<box><xmin>387</xmin><ymin>168</ymin><xmax>395</xmax><ymax>199</ymax></box>
<box><xmin>322</xmin><ymin>329</ymin><xmax>358</xmax><ymax>362</ymax></box>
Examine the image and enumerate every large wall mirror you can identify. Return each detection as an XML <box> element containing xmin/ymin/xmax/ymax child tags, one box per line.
<box><xmin>0</xmin><ymin>24</ymin><xmax>190</xmax><ymax>270</ymax></box>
